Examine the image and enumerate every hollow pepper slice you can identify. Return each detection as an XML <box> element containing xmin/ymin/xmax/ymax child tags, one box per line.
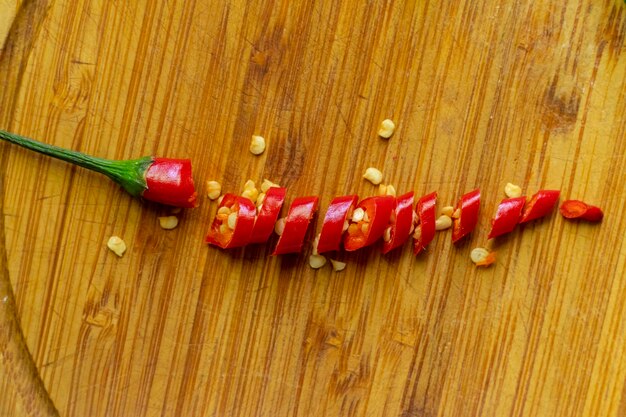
<box><xmin>248</xmin><ymin>187</ymin><xmax>287</xmax><ymax>244</ymax></box>
<box><xmin>488</xmin><ymin>197</ymin><xmax>526</xmax><ymax>239</ymax></box>
<box><xmin>205</xmin><ymin>194</ymin><xmax>256</xmax><ymax>248</ymax></box>
<box><xmin>519</xmin><ymin>190</ymin><xmax>560</xmax><ymax>223</ymax></box>
<box><xmin>382</xmin><ymin>192</ymin><xmax>415</xmax><ymax>254</ymax></box>
<box><xmin>413</xmin><ymin>191</ymin><xmax>437</xmax><ymax>255</ymax></box>
<box><xmin>452</xmin><ymin>189</ymin><xmax>481</xmax><ymax>243</ymax></box>
<box><xmin>559</xmin><ymin>200</ymin><xmax>604</xmax><ymax>222</ymax></box>
<box><xmin>344</xmin><ymin>195</ymin><xmax>395</xmax><ymax>251</ymax></box>
<box><xmin>273</xmin><ymin>196</ymin><xmax>319</xmax><ymax>255</ymax></box>
<box><xmin>317</xmin><ymin>195</ymin><xmax>359</xmax><ymax>253</ymax></box>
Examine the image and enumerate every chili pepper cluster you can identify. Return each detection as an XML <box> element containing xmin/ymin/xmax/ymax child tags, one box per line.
<box><xmin>205</xmin><ymin>187</ymin><xmax>601</xmax><ymax>257</ymax></box>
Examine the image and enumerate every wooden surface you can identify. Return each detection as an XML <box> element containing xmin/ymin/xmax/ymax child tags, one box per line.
<box><xmin>1</xmin><ymin>0</ymin><xmax>626</xmax><ymax>416</ymax></box>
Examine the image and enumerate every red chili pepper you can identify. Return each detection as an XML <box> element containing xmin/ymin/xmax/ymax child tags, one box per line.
<box><xmin>205</xmin><ymin>194</ymin><xmax>256</xmax><ymax>248</ymax></box>
<box><xmin>344</xmin><ymin>195</ymin><xmax>395</xmax><ymax>251</ymax></box>
<box><xmin>317</xmin><ymin>195</ymin><xmax>358</xmax><ymax>253</ymax></box>
<box><xmin>488</xmin><ymin>197</ymin><xmax>526</xmax><ymax>239</ymax></box>
<box><xmin>142</xmin><ymin>158</ymin><xmax>197</xmax><ymax>207</ymax></box>
<box><xmin>519</xmin><ymin>190</ymin><xmax>560</xmax><ymax>223</ymax></box>
<box><xmin>382</xmin><ymin>192</ymin><xmax>414</xmax><ymax>254</ymax></box>
<box><xmin>273</xmin><ymin>196</ymin><xmax>319</xmax><ymax>255</ymax></box>
<box><xmin>452</xmin><ymin>189</ymin><xmax>481</xmax><ymax>243</ymax></box>
<box><xmin>560</xmin><ymin>200</ymin><xmax>604</xmax><ymax>222</ymax></box>
<box><xmin>248</xmin><ymin>187</ymin><xmax>287</xmax><ymax>244</ymax></box>
<box><xmin>413</xmin><ymin>191</ymin><xmax>437</xmax><ymax>255</ymax></box>
<box><xmin>0</xmin><ymin>129</ymin><xmax>197</xmax><ymax>208</ymax></box>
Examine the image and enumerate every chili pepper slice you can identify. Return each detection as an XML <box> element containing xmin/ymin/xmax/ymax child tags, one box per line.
<box><xmin>317</xmin><ymin>195</ymin><xmax>359</xmax><ymax>253</ymax></box>
<box><xmin>205</xmin><ymin>194</ymin><xmax>256</xmax><ymax>248</ymax></box>
<box><xmin>452</xmin><ymin>189</ymin><xmax>481</xmax><ymax>243</ymax></box>
<box><xmin>248</xmin><ymin>187</ymin><xmax>287</xmax><ymax>244</ymax></box>
<box><xmin>413</xmin><ymin>191</ymin><xmax>437</xmax><ymax>255</ymax></box>
<box><xmin>273</xmin><ymin>196</ymin><xmax>319</xmax><ymax>255</ymax></box>
<box><xmin>344</xmin><ymin>195</ymin><xmax>395</xmax><ymax>251</ymax></box>
<box><xmin>560</xmin><ymin>200</ymin><xmax>604</xmax><ymax>222</ymax></box>
<box><xmin>519</xmin><ymin>190</ymin><xmax>560</xmax><ymax>223</ymax></box>
<box><xmin>488</xmin><ymin>197</ymin><xmax>526</xmax><ymax>239</ymax></box>
<box><xmin>382</xmin><ymin>192</ymin><xmax>414</xmax><ymax>254</ymax></box>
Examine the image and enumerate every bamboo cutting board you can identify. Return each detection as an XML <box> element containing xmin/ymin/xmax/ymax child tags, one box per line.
<box><xmin>1</xmin><ymin>0</ymin><xmax>626</xmax><ymax>416</ymax></box>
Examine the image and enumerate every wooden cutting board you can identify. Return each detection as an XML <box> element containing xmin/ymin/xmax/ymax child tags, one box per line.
<box><xmin>1</xmin><ymin>1</ymin><xmax>626</xmax><ymax>416</ymax></box>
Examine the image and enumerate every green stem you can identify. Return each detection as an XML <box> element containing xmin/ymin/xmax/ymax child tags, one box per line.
<box><xmin>0</xmin><ymin>129</ymin><xmax>152</xmax><ymax>197</ymax></box>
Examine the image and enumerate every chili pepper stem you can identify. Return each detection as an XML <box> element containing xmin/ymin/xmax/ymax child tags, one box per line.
<box><xmin>0</xmin><ymin>129</ymin><xmax>152</xmax><ymax>197</ymax></box>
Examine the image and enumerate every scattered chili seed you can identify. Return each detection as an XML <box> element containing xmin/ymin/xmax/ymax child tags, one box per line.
<box><xmin>206</xmin><ymin>180</ymin><xmax>222</xmax><ymax>200</ymax></box>
<box><xmin>309</xmin><ymin>254</ymin><xmax>327</xmax><ymax>269</ymax></box>
<box><xmin>504</xmin><ymin>182</ymin><xmax>522</xmax><ymax>198</ymax></box>
<box><xmin>435</xmin><ymin>215</ymin><xmax>453</xmax><ymax>230</ymax></box>
<box><xmin>250</xmin><ymin>135</ymin><xmax>266</xmax><ymax>155</ymax></box>
<box><xmin>261</xmin><ymin>179</ymin><xmax>280</xmax><ymax>193</ymax></box>
<box><xmin>470</xmin><ymin>247</ymin><xmax>496</xmax><ymax>267</ymax></box>
<box><xmin>363</xmin><ymin>167</ymin><xmax>383</xmax><ymax>185</ymax></box>
<box><xmin>107</xmin><ymin>236</ymin><xmax>127</xmax><ymax>257</ymax></box>
<box><xmin>330</xmin><ymin>259</ymin><xmax>346</xmax><ymax>272</ymax></box>
<box><xmin>560</xmin><ymin>200</ymin><xmax>604</xmax><ymax>222</ymax></box>
<box><xmin>158</xmin><ymin>216</ymin><xmax>179</xmax><ymax>230</ymax></box>
<box><xmin>378</xmin><ymin>119</ymin><xmax>396</xmax><ymax>139</ymax></box>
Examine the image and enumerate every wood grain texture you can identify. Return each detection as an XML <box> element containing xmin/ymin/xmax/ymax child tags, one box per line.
<box><xmin>1</xmin><ymin>0</ymin><xmax>626</xmax><ymax>416</ymax></box>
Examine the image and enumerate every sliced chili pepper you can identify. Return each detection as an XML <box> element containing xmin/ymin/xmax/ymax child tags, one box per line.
<box><xmin>205</xmin><ymin>194</ymin><xmax>256</xmax><ymax>248</ymax></box>
<box><xmin>488</xmin><ymin>197</ymin><xmax>526</xmax><ymax>239</ymax></box>
<box><xmin>273</xmin><ymin>196</ymin><xmax>319</xmax><ymax>255</ymax></box>
<box><xmin>248</xmin><ymin>187</ymin><xmax>287</xmax><ymax>244</ymax></box>
<box><xmin>560</xmin><ymin>200</ymin><xmax>604</xmax><ymax>222</ymax></box>
<box><xmin>519</xmin><ymin>190</ymin><xmax>560</xmax><ymax>223</ymax></box>
<box><xmin>383</xmin><ymin>192</ymin><xmax>415</xmax><ymax>254</ymax></box>
<box><xmin>0</xmin><ymin>129</ymin><xmax>198</xmax><ymax>208</ymax></box>
<box><xmin>317</xmin><ymin>195</ymin><xmax>358</xmax><ymax>253</ymax></box>
<box><xmin>344</xmin><ymin>195</ymin><xmax>395</xmax><ymax>251</ymax></box>
<box><xmin>452</xmin><ymin>189</ymin><xmax>481</xmax><ymax>243</ymax></box>
<box><xmin>413</xmin><ymin>191</ymin><xmax>437</xmax><ymax>255</ymax></box>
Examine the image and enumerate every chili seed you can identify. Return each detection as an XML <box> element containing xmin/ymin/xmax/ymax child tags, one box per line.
<box><xmin>261</xmin><ymin>179</ymin><xmax>280</xmax><ymax>193</ymax></box>
<box><xmin>107</xmin><ymin>236</ymin><xmax>127</xmax><ymax>257</ymax></box>
<box><xmin>352</xmin><ymin>207</ymin><xmax>365</xmax><ymax>222</ymax></box>
<box><xmin>250</xmin><ymin>135</ymin><xmax>266</xmax><ymax>155</ymax></box>
<box><xmin>206</xmin><ymin>180</ymin><xmax>221</xmax><ymax>200</ymax></box>
<box><xmin>505</xmin><ymin>182</ymin><xmax>522</xmax><ymax>198</ymax></box>
<box><xmin>309</xmin><ymin>254</ymin><xmax>327</xmax><ymax>269</ymax></box>
<box><xmin>330</xmin><ymin>259</ymin><xmax>346</xmax><ymax>272</ymax></box>
<box><xmin>158</xmin><ymin>216</ymin><xmax>179</xmax><ymax>230</ymax></box>
<box><xmin>435</xmin><ymin>215</ymin><xmax>453</xmax><ymax>230</ymax></box>
<box><xmin>275</xmin><ymin>218</ymin><xmax>286</xmax><ymax>236</ymax></box>
<box><xmin>227</xmin><ymin>212</ymin><xmax>237</xmax><ymax>229</ymax></box>
<box><xmin>378</xmin><ymin>119</ymin><xmax>396</xmax><ymax>139</ymax></box>
<box><xmin>441</xmin><ymin>206</ymin><xmax>454</xmax><ymax>217</ymax></box>
<box><xmin>383</xmin><ymin>227</ymin><xmax>392</xmax><ymax>242</ymax></box>
<box><xmin>363</xmin><ymin>167</ymin><xmax>383</xmax><ymax>185</ymax></box>
<box><xmin>217</xmin><ymin>206</ymin><xmax>231</xmax><ymax>215</ymax></box>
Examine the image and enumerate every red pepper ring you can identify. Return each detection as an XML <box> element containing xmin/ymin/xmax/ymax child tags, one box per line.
<box><xmin>382</xmin><ymin>192</ymin><xmax>415</xmax><ymax>254</ymax></box>
<box><xmin>560</xmin><ymin>200</ymin><xmax>604</xmax><ymax>222</ymax></box>
<box><xmin>205</xmin><ymin>194</ymin><xmax>256</xmax><ymax>249</ymax></box>
<box><xmin>248</xmin><ymin>187</ymin><xmax>287</xmax><ymax>244</ymax></box>
<box><xmin>344</xmin><ymin>195</ymin><xmax>395</xmax><ymax>251</ymax></box>
<box><xmin>452</xmin><ymin>189</ymin><xmax>481</xmax><ymax>243</ymax></box>
<box><xmin>488</xmin><ymin>197</ymin><xmax>526</xmax><ymax>239</ymax></box>
<box><xmin>413</xmin><ymin>191</ymin><xmax>437</xmax><ymax>255</ymax></box>
<box><xmin>273</xmin><ymin>196</ymin><xmax>319</xmax><ymax>255</ymax></box>
<box><xmin>519</xmin><ymin>190</ymin><xmax>560</xmax><ymax>223</ymax></box>
<box><xmin>317</xmin><ymin>195</ymin><xmax>359</xmax><ymax>253</ymax></box>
